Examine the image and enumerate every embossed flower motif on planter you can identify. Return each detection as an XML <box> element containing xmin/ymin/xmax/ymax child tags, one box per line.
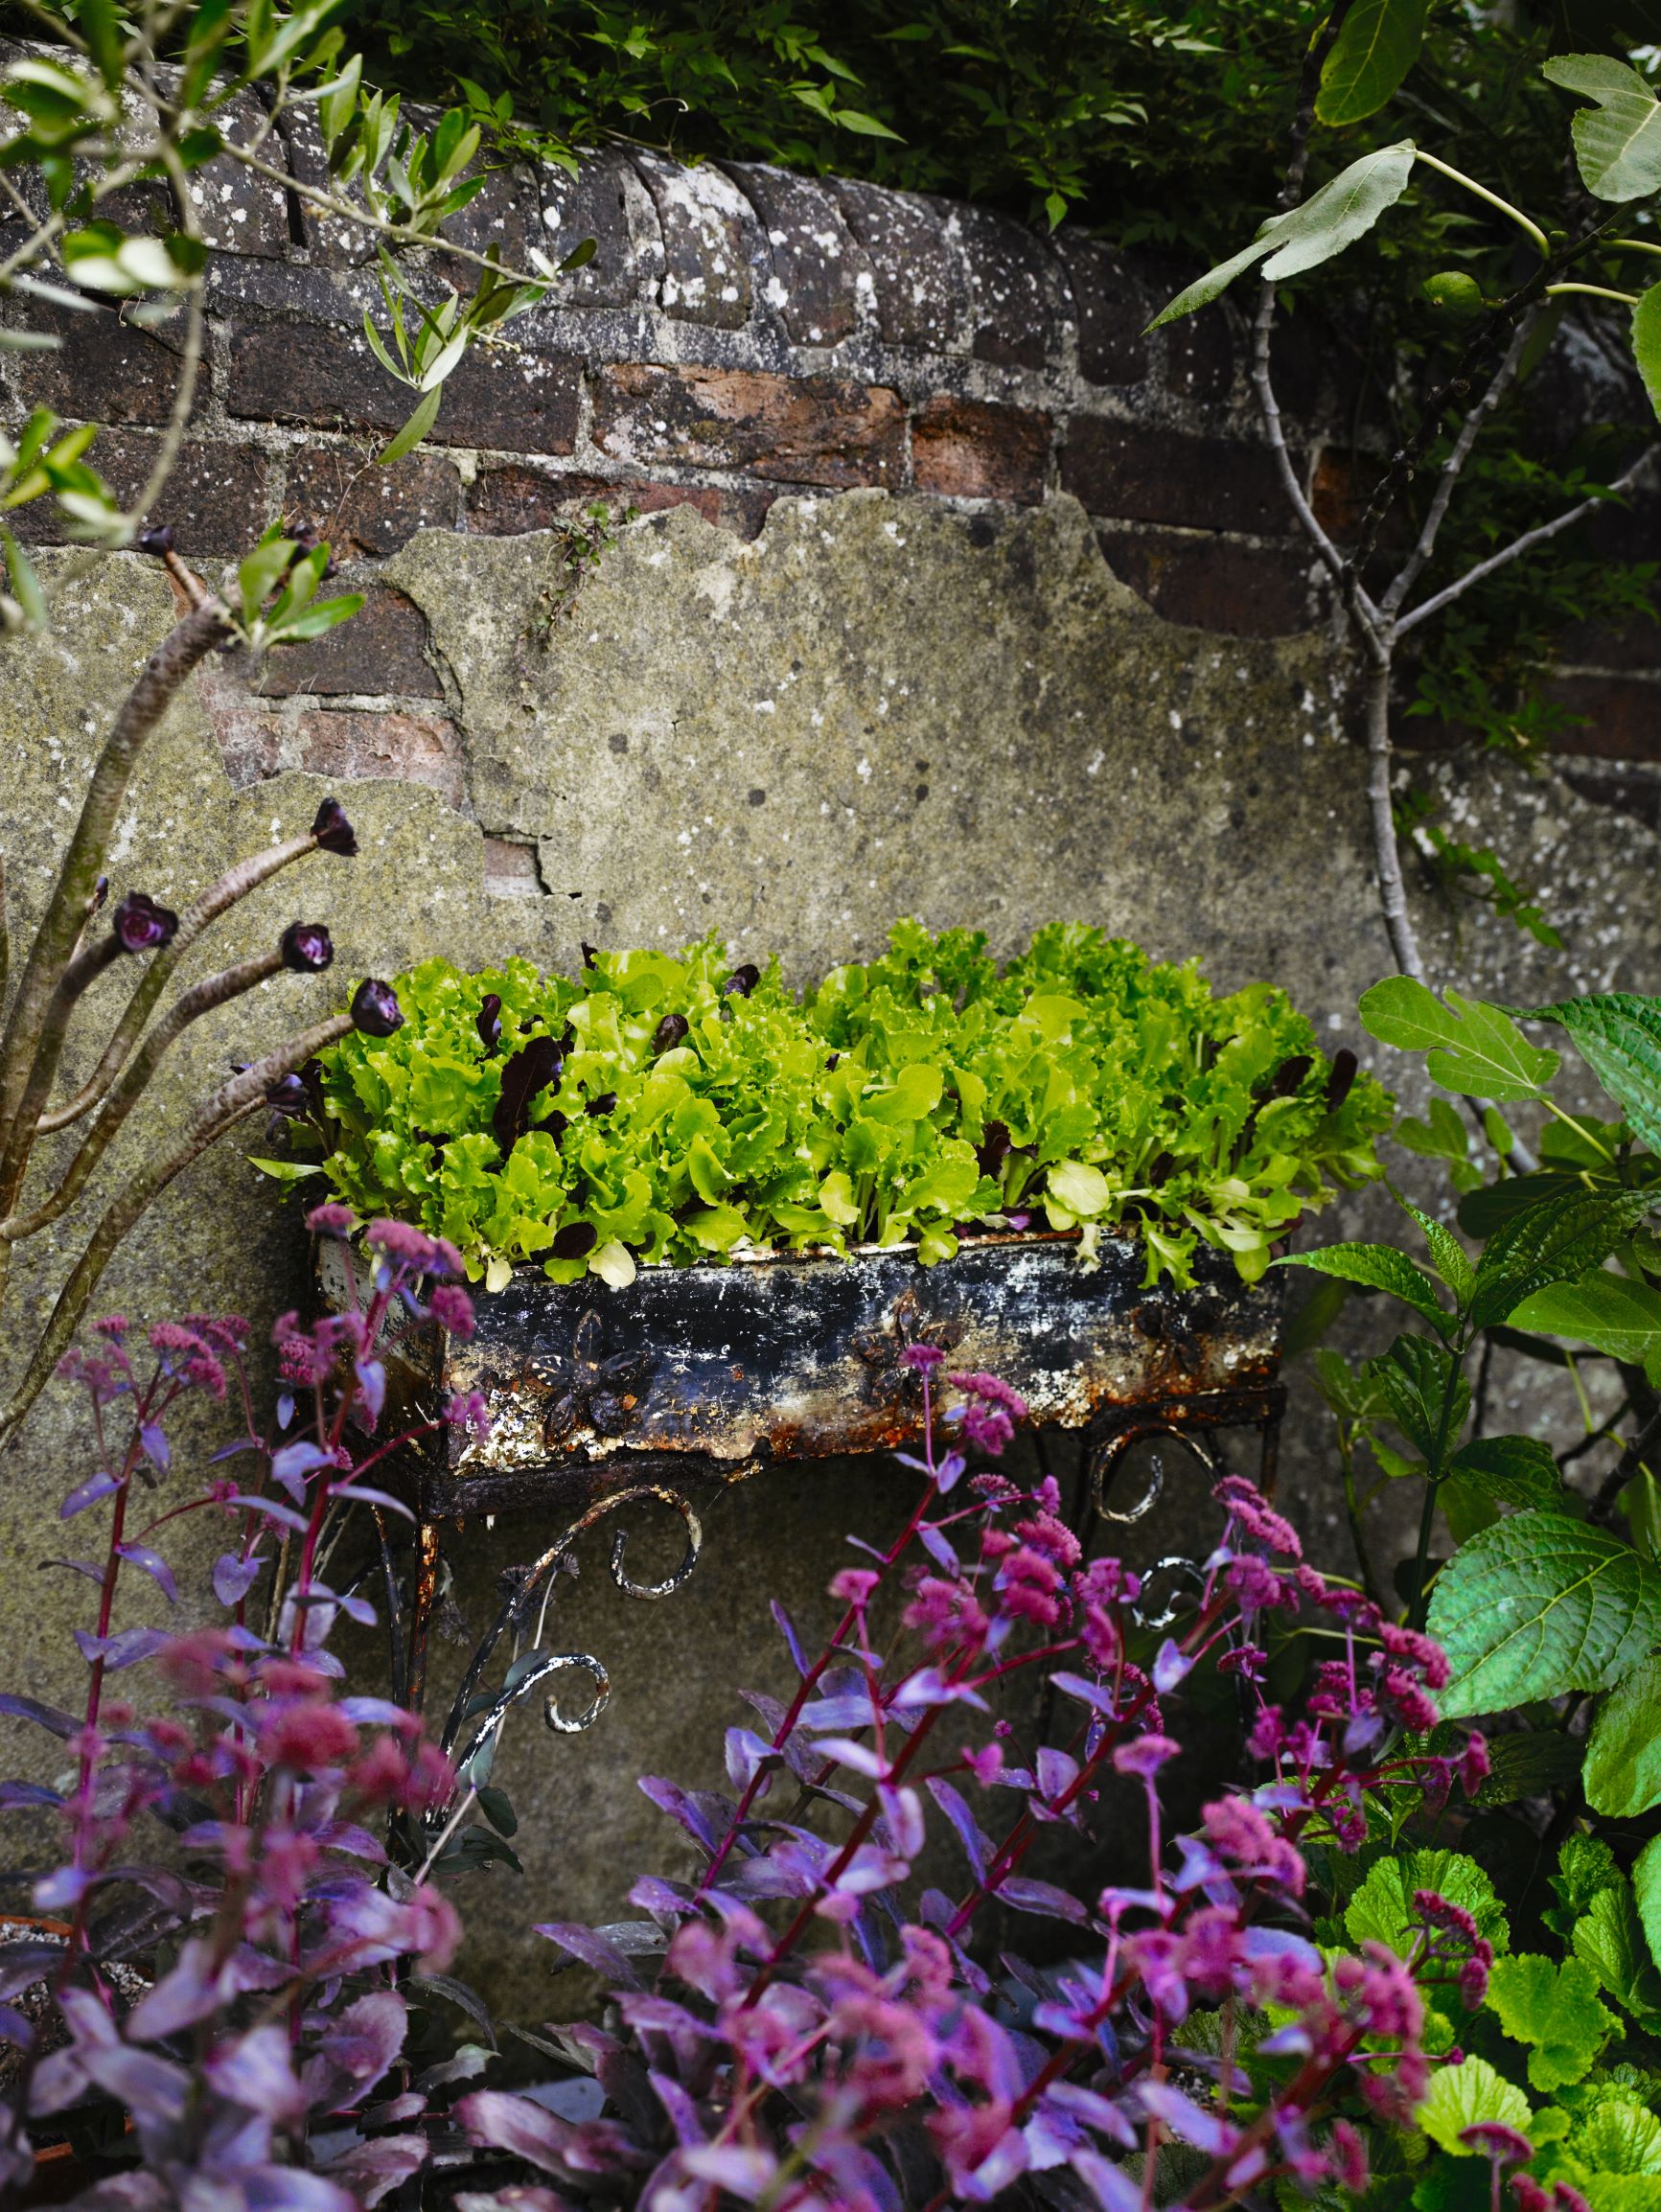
<box><xmin>541</xmin><ymin>1307</ymin><xmax>657</xmax><ymax>1443</ymax></box>
<box><xmin>851</xmin><ymin>1289</ymin><xmax>964</xmax><ymax>1406</ymax></box>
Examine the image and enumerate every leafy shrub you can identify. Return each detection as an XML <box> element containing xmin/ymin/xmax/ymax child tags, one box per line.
<box><xmin>290</xmin><ymin>921</ymin><xmax>1390</xmax><ymax>1293</ymax></box>
<box><xmin>0</xmin><ymin>1215</ymin><xmax>492</xmax><ymax>2203</ymax></box>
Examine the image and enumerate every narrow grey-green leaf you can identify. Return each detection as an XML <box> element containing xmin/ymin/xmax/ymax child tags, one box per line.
<box><xmin>1510</xmin><ymin>1271</ymin><xmax>1661</xmax><ymax>1384</ymax></box>
<box><xmin>1636</xmin><ymin>282</ymin><xmax>1661</xmax><ymax>427</ymax></box>
<box><xmin>1544</xmin><ymin>54</ymin><xmax>1661</xmax><ymax>202</ymax></box>
<box><xmin>1428</xmin><ymin>1510</ymin><xmax>1661</xmax><ymax>1717</ymax></box>
<box><xmin>1585</xmin><ymin>1657</ymin><xmax>1661</xmax><ymax>1819</ymax></box>
<box><xmin>377</xmin><ymin>381</ymin><xmax>443</xmax><ymax>467</ymax></box>
<box><xmin>1316</xmin><ymin>0</ymin><xmax>1430</xmax><ymax>127</ymax></box>
<box><xmin>1468</xmin><ymin>1187</ymin><xmax>1655</xmax><ymax>1331</ymax></box>
<box><xmin>1275</xmin><ymin>1241</ymin><xmax>1449</xmax><ymax>1329</ymax></box>
<box><xmin>1521</xmin><ymin>994</ymin><xmax>1661</xmax><ymax>1150</ymax></box>
<box><xmin>1360</xmin><ymin>976</ymin><xmax>1557</xmax><ymax>1101</ymax></box>
<box><xmin>1259</xmin><ymin>140</ymin><xmax>1417</xmax><ymax>281</ymax></box>
<box><xmin>1145</xmin><ymin>235</ymin><xmax>1278</xmax><ymax>331</ymax></box>
<box><xmin>1447</xmin><ymin>1434</ymin><xmax>1565</xmax><ymax>1512</ymax></box>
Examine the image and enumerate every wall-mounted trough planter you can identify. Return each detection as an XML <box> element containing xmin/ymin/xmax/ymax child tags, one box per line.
<box><xmin>322</xmin><ymin>1229</ymin><xmax>1283</xmax><ymax>1521</ymax></box>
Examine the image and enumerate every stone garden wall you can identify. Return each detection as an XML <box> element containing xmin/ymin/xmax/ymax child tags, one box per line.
<box><xmin>3</xmin><ymin>104</ymin><xmax>1660</xmax><ymax>2001</ymax></box>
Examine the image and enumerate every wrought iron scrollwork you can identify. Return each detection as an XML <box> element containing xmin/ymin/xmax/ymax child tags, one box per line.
<box><xmin>1086</xmin><ymin>1418</ymin><xmax>1223</xmax><ymax>1632</ymax></box>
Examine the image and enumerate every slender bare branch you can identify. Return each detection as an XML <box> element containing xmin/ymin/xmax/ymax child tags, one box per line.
<box><xmin>0</xmin><ymin>595</ymin><xmax>229</xmax><ymax>1167</ymax></box>
<box><xmin>1361</xmin><ymin>657</ymin><xmax>1426</xmax><ymax>981</ymax></box>
<box><xmin>35</xmin><ymin>828</ymin><xmax>326</xmax><ymax>1135</ymax></box>
<box><xmin>1381</xmin><ymin>308</ymin><xmax>1540</xmax><ymax>617</ymax></box>
<box><xmin>118</xmin><ymin>140</ymin><xmax>206</xmax><ymax>538</ymax></box>
<box><xmin>1396</xmin><ymin>447</ymin><xmax>1658</xmax><ymax>637</ymax></box>
<box><xmin>0</xmin><ymin>1012</ymin><xmax>353</xmax><ymax>1438</ymax></box>
<box><xmin>3</xmin><ymin>948</ymin><xmax>288</xmax><ymax>1241</ymax></box>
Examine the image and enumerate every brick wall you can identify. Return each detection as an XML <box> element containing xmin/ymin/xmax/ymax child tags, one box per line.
<box><xmin>4</xmin><ymin>94</ymin><xmax>1657</xmax><ymax>832</ymax></box>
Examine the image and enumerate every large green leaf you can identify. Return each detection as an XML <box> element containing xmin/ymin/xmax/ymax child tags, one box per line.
<box><xmin>1402</xmin><ymin>1198</ymin><xmax>1476</xmax><ymax>1309</ymax></box>
<box><xmin>1276</xmin><ymin>1241</ymin><xmax>1449</xmax><ymax>1329</ymax></box>
<box><xmin>1543</xmin><ymin>55</ymin><xmax>1661</xmax><ymax>203</ymax></box>
<box><xmin>1369</xmin><ymin>1333</ymin><xmax>1468</xmax><ymax>1463</ymax></box>
<box><xmin>1346</xmin><ymin>1848</ymin><xmax>1510</xmax><ymax>1959</ymax></box>
<box><xmin>1428</xmin><ymin>1510</ymin><xmax>1661</xmax><ymax>1716</ymax></box>
<box><xmin>1521</xmin><ymin>995</ymin><xmax>1661</xmax><ymax>1149</ymax></box>
<box><xmin>1585</xmin><ymin>1657</ymin><xmax>1661</xmax><ymax>1819</ymax></box>
<box><xmin>1418</xmin><ymin>2055</ymin><xmax>1533</xmax><ymax>2155</ymax></box>
<box><xmin>1360</xmin><ymin>977</ymin><xmax>1558</xmax><ymax>1101</ymax></box>
<box><xmin>1635</xmin><ymin>1835</ymin><xmax>1661</xmax><ymax>1977</ymax></box>
<box><xmin>1316</xmin><ymin>0</ymin><xmax>1430</xmax><ymax>127</ymax></box>
<box><xmin>1468</xmin><ymin>1728</ymin><xmax>1581</xmax><ymax>1806</ymax></box>
<box><xmin>1469</xmin><ymin>1187</ymin><xmax>1656</xmax><ymax>1331</ymax></box>
<box><xmin>1487</xmin><ymin>1953</ymin><xmax>1616</xmax><ymax>2091</ymax></box>
<box><xmin>1511</xmin><ymin>1271</ymin><xmax>1661</xmax><ymax>1385</ymax></box>
<box><xmin>1574</xmin><ymin>1881</ymin><xmax>1661</xmax><ymax>2030</ymax></box>
<box><xmin>1447</xmin><ymin>1434</ymin><xmax>1564</xmax><ymax>1512</ymax></box>
<box><xmin>1147</xmin><ymin>142</ymin><xmax>1416</xmax><ymax>327</ymax></box>
<box><xmin>1636</xmin><ymin>282</ymin><xmax>1661</xmax><ymax>427</ymax></box>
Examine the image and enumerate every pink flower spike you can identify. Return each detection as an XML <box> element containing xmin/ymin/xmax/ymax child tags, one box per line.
<box><xmin>1461</xmin><ymin>2124</ymin><xmax>1534</xmax><ymax>2167</ymax></box>
<box><xmin>1113</xmin><ymin>1733</ymin><xmax>1181</xmax><ymax>1779</ymax></box>
<box><xmin>306</xmin><ymin>1202</ymin><xmax>356</xmax><ymax>1237</ymax></box>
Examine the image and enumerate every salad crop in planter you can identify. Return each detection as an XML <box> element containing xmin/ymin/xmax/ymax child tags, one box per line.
<box><xmin>273</xmin><ymin>922</ymin><xmax>1390</xmax><ymax>1291</ymax></box>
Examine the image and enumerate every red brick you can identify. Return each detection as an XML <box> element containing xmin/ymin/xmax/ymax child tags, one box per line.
<box><xmin>954</xmin><ymin>203</ymin><xmax>1054</xmax><ymax>372</ymax></box>
<box><xmin>283</xmin><ymin>449</ymin><xmax>460</xmax><ymax>559</ymax></box>
<box><xmin>1096</xmin><ymin>527</ymin><xmax>1315</xmax><ymax>637</ymax></box>
<box><xmin>1543</xmin><ymin>675</ymin><xmax>1661</xmax><ymax>762</ymax></box>
<box><xmin>215</xmin><ymin>705</ymin><xmax>466</xmax><ymax>808</ymax></box>
<box><xmin>247</xmin><ymin>584</ymin><xmax>440</xmax><ymax>699</ymax></box>
<box><xmin>1061</xmin><ymin>421</ymin><xmax>1290</xmax><ymax>535</ymax></box>
<box><xmin>467</xmin><ymin>468</ymin><xmax>775</xmax><ymax>541</ymax></box>
<box><xmin>830</xmin><ymin>179</ymin><xmax>958</xmax><ymax>352</ymax></box>
<box><xmin>1558</xmin><ymin>614</ymin><xmax>1661</xmax><ymax>671</ymax></box>
<box><xmin>10</xmin><ymin>299</ymin><xmax>191</xmax><ymax>426</ymax></box>
<box><xmin>911</xmin><ymin>396</ymin><xmax>1050</xmax><ymax>504</ymax></box>
<box><xmin>592</xmin><ymin>364</ymin><xmax>905</xmax><ymax>489</ymax></box>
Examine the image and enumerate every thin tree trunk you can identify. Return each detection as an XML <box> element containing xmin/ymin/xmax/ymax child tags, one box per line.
<box><xmin>1363</xmin><ymin>648</ymin><xmax>1426</xmax><ymax>982</ymax></box>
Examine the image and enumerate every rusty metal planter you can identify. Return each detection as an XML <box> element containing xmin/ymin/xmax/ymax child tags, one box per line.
<box><xmin>319</xmin><ymin>1230</ymin><xmax>1283</xmax><ymax>1754</ymax></box>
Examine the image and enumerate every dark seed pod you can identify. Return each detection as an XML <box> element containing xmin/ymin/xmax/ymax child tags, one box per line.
<box><xmin>350</xmin><ymin>978</ymin><xmax>404</xmax><ymax>1037</ymax></box>
<box><xmin>1326</xmin><ymin>1048</ymin><xmax>1358</xmax><ymax>1111</ymax></box>
<box><xmin>724</xmin><ymin>963</ymin><xmax>760</xmax><ymax>998</ymax></box>
<box><xmin>550</xmin><ymin>1220</ymin><xmax>597</xmax><ymax>1260</ymax></box>
<box><xmin>112</xmin><ymin>891</ymin><xmax>178</xmax><ymax>954</ymax></box>
<box><xmin>654</xmin><ymin>1012</ymin><xmax>689</xmax><ymax>1054</ymax></box>
<box><xmin>476</xmin><ymin>993</ymin><xmax>503</xmax><ymax>1053</ymax></box>
<box><xmin>135</xmin><ymin>523</ymin><xmax>174</xmax><ymax>557</ymax></box>
<box><xmin>280</xmin><ymin>921</ymin><xmax>334</xmax><ymax>973</ymax></box>
<box><xmin>264</xmin><ymin>1072</ymin><xmax>310</xmax><ymax>1116</ymax></box>
<box><xmin>311</xmin><ymin>798</ymin><xmax>358</xmax><ymax>857</ymax></box>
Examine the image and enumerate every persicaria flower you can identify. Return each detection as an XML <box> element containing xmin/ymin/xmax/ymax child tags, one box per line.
<box><xmin>311</xmin><ymin>797</ymin><xmax>358</xmax><ymax>855</ymax></box>
<box><xmin>95</xmin><ymin>1315</ymin><xmax>128</xmax><ymax>1338</ymax></box>
<box><xmin>903</xmin><ymin>1574</ymin><xmax>989</xmax><ymax>1650</ymax></box>
<box><xmin>259</xmin><ymin>1699</ymin><xmax>358</xmax><ymax>1773</ymax></box>
<box><xmin>279</xmin><ymin>920</ymin><xmax>334</xmax><ymax>973</ymax></box>
<box><xmin>901</xmin><ymin>1343</ymin><xmax>945</xmax><ymax>1373</ymax></box>
<box><xmin>1380</xmin><ymin>1621</ymin><xmax>1452</xmax><ymax>1691</ymax></box>
<box><xmin>1462</xmin><ymin>2124</ymin><xmax>1534</xmax><ymax>2167</ymax></box>
<box><xmin>444</xmin><ymin>1389</ymin><xmax>490</xmax><ymax>1435</ymax></box>
<box><xmin>1461</xmin><ymin>1730</ymin><xmax>1491</xmax><ymax>1794</ymax></box>
<box><xmin>427</xmin><ymin>1282</ymin><xmax>476</xmax><ymax>1339</ymax></box>
<box><xmin>830</xmin><ymin>1568</ymin><xmax>881</xmax><ymax>1604</ymax></box>
<box><xmin>1329</xmin><ymin>2119</ymin><xmax>1369</xmax><ymax>2196</ymax></box>
<box><xmin>1113</xmin><ymin>1733</ymin><xmax>1181</xmax><ymax>1779</ymax></box>
<box><xmin>306</xmin><ymin>1201</ymin><xmax>356</xmax><ymax>1237</ymax></box>
<box><xmin>112</xmin><ymin>889</ymin><xmax>178</xmax><ymax>954</ymax></box>
<box><xmin>1414</xmin><ymin>1890</ymin><xmax>1478</xmax><ymax>1945</ymax></box>
<box><xmin>150</xmin><ymin>1320</ymin><xmax>207</xmax><ymax>1354</ymax></box>
<box><xmin>1213</xmin><ymin>1474</ymin><xmax>1301</xmax><ymax>1557</ymax></box>
<box><xmin>996</xmin><ymin>1543</ymin><xmax>1066</xmax><ymax>1627</ymax></box>
<box><xmin>1511</xmin><ymin>2178</ymin><xmax>1551</xmax><ymax>2212</ymax></box>
<box><xmin>367</xmin><ymin>1218</ymin><xmax>463</xmax><ymax>1278</ymax></box>
<box><xmin>351</xmin><ymin>978</ymin><xmax>404</xmax><ymax>1037</ymax></box>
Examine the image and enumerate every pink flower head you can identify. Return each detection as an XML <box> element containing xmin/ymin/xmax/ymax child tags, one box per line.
<box><xmin>901</xmin><ymin>1342</ymin><xmax>945</xmax><ymax>1373</ymax></box>
<box><xmin>1460</xmin><ymin>1730</ymin><xmax>1491</xmax><ymax>1795</ymax></box>
<box><xmin>1248</xmin><ymin>1704</ymin><xmax>1286</xmax><ymax>1761</ymax></box>
<box><xmin>1329</xmin><ymin>2119</ymin><xmax>1369</xmax><ymax>2196</ymax></box>
<box><xmin>259</xmin><ymin>1700</ymin><xmax>358</xmax><ymax>1774</ymax></box>
<box><xmin>1015</xmin><ymin>1509</ymin><xmax>1081</xmax><ymax>1569</ymax></box>
<box><xmin>1414</xmin><ymin>1890</ymin><xmax>1478</xmax><ymax>1946</ymax></box>
<box><xmin>95</xmin><ymin>1315</ymin><xmax>129</xmax><ymax>1338</ymax></box>
<box><xmin>1460</xmin><ymin>1953</ymin><xmax>1491</xmax><ymax>2010</ymax></box>
<box><xmin>305</xmin><ymin>1202</ymin><xmax>357</xmax><ymax>1237</ymax></box>
<box><xmin>1511</xmin><ymin>2180</ymin><xmax>1550</xmax><ymax>2212</ymax></box>
<box><xmin>903</xmin><ymin>1574</ymin><xmax>989</xmax><ymax>1651</ymax></box>
<box><xmin>149</xmin><ymin>1320</ymin><xmax>206</xmax><ymax>1354</ymax></box>
<box><xmin>443</xmin><ymin>1389</ymin><xmax>490</xmax><ymax>1436</ymax></box>
<box><xmin>1227</xmin><ymin>1555</ymin><xmax>1295</xmax><ymax>1612</ymax></box>
<box><xmin>1554</xmin><ymin>2187</ymin><xmax>1593</xmax><ymax>2212</ymax></box>
<box><xmin>1213</xmin><ymin>1474</ymin><xmax>1302</xmax><ymax>1558</ymax></box>
<box><xmin>1201</xmin><ymin>1797</ymin><xmax>1306</xmax><ymax>1896</ymax></box>
<box><xmin>830</xmin><ymin>1568</ymin><xmax>881</xmax><ymax>1605</ymax></box>
<box><xmin>367</xmin><ymin>1218</ymin><xmax>464</xmax><ymax>1278</ymax></box>
<box><xmin>427</xmin><ymin>1282</ymin><xmax>476</xmax><ymax>1340</ymax></box>
<box><xmin>996</xmin><ymin>1544</ymin><xmax>1067</xmax><ymax>1627</ymax></box>
<box><xmin>1113</xmin><ymin>1733</ymin><xmax>1181</xmax><ymax>1779</ymax></box>
<box><xmin>1462</xmin><ymin>2125</ymin><xmax>1534</xmax><ymax>2168</ymax></box>
<box><xmin>1380</xmin><ymin>1621</ymin><xmax>1452</xmax><ymax>1691</ymax></box>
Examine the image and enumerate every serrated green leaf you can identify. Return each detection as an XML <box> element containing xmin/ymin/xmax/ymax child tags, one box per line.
<box><xmin>1636</xmin><ymin>1835</ymin><xmax>1661</xmax><ymax>1979</ymax></box>
<box><xmin>1470</xmin><ymin>1187</ymin><xmax>1655</xmax><ymax>1331</ymax></box>
<box><xmin>1573</xmin><ymin>1879</ymin><xmax>1661</xmax><ymax>2029</ymax></box>
<box><xmin>1277</xmin><ymin>1241</ymin><xmax>1450</xmax><ymax>1329</ymax></box>
<box><xmin>1360</xmin><ymin>977</ymin><xmax>1558</xmax><ymax>1101</ymax></box>
<box><xmin>1522</xmin><ymin>996</ymin><xmax>1661</xmax><ymax>1149</ymax></box>
<box><xmin>1429</xmin><ymin>1511</ymin><xmax>1661</xmax><ymax>1716</ymax></box>
<box><xmin>1447</xmin><ymin>1434</ymin><xmax>1564</xmax><ymax>1512</ymax></box>
<box><xmin>1582</xmin><ymin>2097</ymin><xmax>1661</xmax><ymax>2177</ymax></box>
<box><xmin>1549</xmin><ymin>1832</ymin><xmax>1624</xmax><ymax>1939</ymax></box>
<box><xmin>1586</xmin><ymin>1658</ymin><xmax>1661</xmax><ymax>1818</ymax></box>
<box><xmin>1511</xmin><ymin>1272</ymin><xmax>1661</xmax><ymax>1385</ymax></box>
<box><xmin>1544</xmin><ymin>54</ymin><xmax>1661</xmax><ymax>202</ymax></box>
<box><xmin>1419</xmin><ymin>2054</ymin><xmax>1533</xmax><ymax>2154</ymax></box>
<box><xmin>1468</xmin><ymin>1729</ymin><xmax>1581</xmax><ymax>1806</ymax></box>
<box><xmin>1316</xmin><ymin>0</ymin><xmax>1430</xmax><ymax>126</ymax></box>
<box><xmin>1346</xmin><ymin>1848</ymin><xmax>1510</xmax><ymax>1960</ymax></box>
<box><xmin>1488</xmin><ymin>1953</ymin><xmax>1615</xmax><ymax>2091</ymax></box>
<box><xmin>1636</xmin><ymin>284</ymin><xmax>1661</xmax><ymax>427</ymax></box>
<box><xmin>1403</xmin><ymin>1199</ymin><xmax>1477</xmax><ymax>1307</ymax></box>
<box><xmin>1369</xmin><ymin>1333</ymin><xmax>1468</xmax><ymax>1463</ymax></box>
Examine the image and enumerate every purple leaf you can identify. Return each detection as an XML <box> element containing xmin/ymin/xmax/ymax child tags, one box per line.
<box><xmin>1050</xmin><ymin>1671</ymin><xmax>1119</xmax><ymax>1715</ymax></box>
<box><xmin>996</xmin><ymin>1876</ymin><xmax>1091</xmax><ymax>1924</ymax></box>
<box><xmin>796</xmin><ymin>1694</ymin><xmax>875</xmax><ymax>1730</ymax></box>
<box><xmin>1035</xmin><ymin>1745</ymin><xmax>1080</xmax><ymax>1803</ymax></box>
<box><xmin>535</xmin><ymin>1921</ymin><xmax>646</xmax><ymax>1992</ymax></box>
<box><xmin>1139</xmin><ymin>2080</ymin><xmax>1237</xmax><ymax>2155</ymax></box>
<box><xmin>320</xmin><ymin>2136</ymin><xmax>427</xmax><ymax>2206</ymax></box>
<box><xmin>116</xmin><ymin>1543</ymin><xmax>177</xmax><ymax>1604</ymax></box>
<box><xmin>332</xmin><ymin>1589</ymin><xmax>378</xmax><ymax>1624</ymax></box>
<box><xmin>60</xmin><ymin>1469</ymin><xmax>119</xmax><ymax>1520</ymax></box>
<box><xmin>74</xmin><ymin>1627</ymin><xmax>168</xmax><ymax>1670</ymax></box>
<box><xmin>276</xmin><ymin>1391</ymin><xmax>295</xmax><ymax>1428</ymax></box>
<box><xmin>918</xmin><ymin>1521</ymin><xmax>960</xmax><ymax>1573</ymax></box>
<box><xmin>637</xmin><ymin>1776</ymin><xmax>727</xmax><ymax>1855</ymax></box>
<box><xmin>40</xmin><ymin>1557</ymin><xmax>104</xmax><ymax>1585</ymax></box>
<box><xmin>628</xmin><ymin>1876</ymin><xmax>697</xmax><ymax>1924</ymax></box>
<box><xmin>0</xmin><ymin>1694</ymin><xmax>78</xmax><ymax>1739</ymax></box>
<box><xmin>213</xmin><ymin>1552</ymin><xmax>265</xmax><ymax>1605</ymax></box>
<box><xmin>1153</xmin><ymin>1638</ymin><xmax>1192</xmax><ymax>1692</ymax></box>
<box><xmin>407</xmin><ymin>1971</ymin><xmax>496</xmax><ymax>2044</ymax></box>
<box><xmin>0</xmin><ymin>1941</ymin><xmax>69</xmax><ymax>1998</ymax></box>
<box><xmin>127</xmin><ymin>1939</ymin><xmax>222</xmax><ymax>2040</ymax></box>
<box><xmin>224</xmin><ymin>1494</ymin><xmax>311</xmax><ymax>1532</ymax></box>
<box><xmin>321</xmin><ymin>1990</ymin><xmax>408</xmax><ymax>2091</ymax></box>
<box><xmin>456</xmin><ymin>2087</ymin><xmax>578</xmax><ymax>2175</ymax></box>
<box><xmin>270</xmin><ymin>1440</ymin><xmax>335</xmax><ymax>1499</ymax></box>
<box><xmin>0</xmin><ymin>1780</ymin><xmax>61</xmax><ymax>1810</ymax></box>
<box><xmin>81</xmin><ymin>2041</ymin><xmax>191</xmax><ymax>2127</ymax></box>
<box><xmin>354</xmin><ymin>1359</ymin><xmax>386</xmax><ymax>1427</ymax></box>
<box><xmin>205</xmin><ymin>2023</ymin><xmax>305</xmax><ymax>2121</ymax></box>
<box><xmin>649</xmin><ymin>2066</ymin><xmax>705</xmax><ymax>2148</ymax></box>
<box><xmin>770</xmin><ymin>1600</ymin><xmax>806</xmax><ymax>1676</ymax></box>
<box><xmin>209</xmin><ymin>1438</ymin><xmax>259</xmax><ymax>1462</ymax></box>
<box><xmin>329</xmin><ymin>1482</ymin><xmax>414</xmax><ymax>1519</ymax></box>
<box><xmin>138</xmin><ymin>1421</ymin><xmax>170</xmax><ymax>1472</ymax></box>
<box><xmin>935</xmin><ymin>1448</ymin><xmax>967</xmax><ymax>1494</ymax></box>
<box><xmin>493</xmin><ymin>1035</ymin><xmax>565</xmax><ymax>1160</ymax></box>
<box><xmin>1073</xmin><ymin>2148</ymin><xmax>1143</xmax><ymax>2212</ymax></box>
<box><xmin>339</xmin><ymin>1697</ymin><xmax>413</xmax><ymax>1727</ymax></box>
